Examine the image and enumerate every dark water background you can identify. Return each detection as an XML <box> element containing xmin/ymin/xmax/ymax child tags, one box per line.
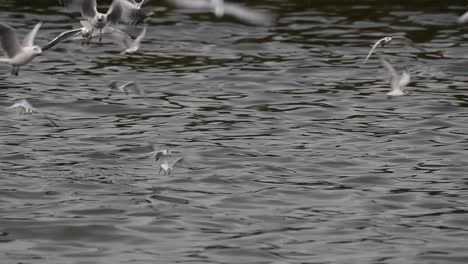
<box><xmin>1</xmin><ymin>0</ymin><xmax>468</xmax><ymax>263</ymax></box>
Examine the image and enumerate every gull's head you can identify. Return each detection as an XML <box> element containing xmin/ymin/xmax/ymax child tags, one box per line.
<box><xmin>381</xmin><ymin>37</ymin><xmax>393</xmax><ymax>46</ymax></box>
<box><xmin>97</xmin><ymin>14</ymin><xmax>106</xmax><ymax>23</ymax></box>
<box><xmin>32</xmin><ymin>46</ymin><xmax>42</xmax><ymax>55</ymax></box>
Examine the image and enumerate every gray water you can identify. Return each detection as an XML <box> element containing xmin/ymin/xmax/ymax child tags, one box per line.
<box><xmin>1</xmin><ymin>1</ymin><xmax>468</xmax><ymax>263</ymax></box>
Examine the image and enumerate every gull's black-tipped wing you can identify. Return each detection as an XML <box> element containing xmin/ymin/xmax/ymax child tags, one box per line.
<box><xmin>42</xmin><ymin>28</ymin><xmax>83</xmax><ymax>51</ymax></box>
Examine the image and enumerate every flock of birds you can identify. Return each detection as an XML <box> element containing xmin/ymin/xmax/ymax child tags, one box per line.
<box><xmin>0</xmin><ymin>0</ymin><xmax>274</xmax><ymax>175</ymax></box>
<box><xmin>1</xmin><ymin>1</ymin><xmax>468</xmax><ymax>173</ymax></box>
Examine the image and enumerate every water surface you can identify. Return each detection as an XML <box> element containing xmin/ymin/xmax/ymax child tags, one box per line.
<box><xmin>1</xmin><ymin>1</ymin><xmax>468</xmax><ymax>263</ymax></box>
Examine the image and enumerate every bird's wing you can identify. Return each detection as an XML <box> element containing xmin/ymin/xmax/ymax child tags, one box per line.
<box><xmin>110</xmin><ymin>28</ymin><xmax>133</xmax><ymax>49</ymax></box>
<box><xmin>379</xmin><ymin>57</ymin><xmax>398</xmax><ymax>82</ymax></box>
<box><xmin>362</xmin><ymin>37</ymin><xmax>386</xmax><ymax>64</ymax></box>
<box><xmin>7</xmin><ymin>99</ymin><xmax>34</xmax><ymax>112</ymax></box>
<box><xmin>458</xmin><ymin>10</ymin><xmax>468</xmax><ymax>24</ymax></box>
<box><xmin>391</xmin><ymin>36</ymin><xmax>427</xmax><ymax>52</ymax></box>
<box><xmin>121</xmin><ymin>81</ymin><xmax>136</xmax><ymax>89</ymax></box>
<box><xmin>108</xmin><ymin>0</ymin><xmax>152</xmax><ymax>25</ymax></box>
<box><xmin>171</xmin><ymin>157</ymin><xmax>184</xmax><ymax>167</ymax></box>
<box><xmin>6</xmin><ymin>102</ymin><xmax>23</xmax><ymax>110</ymax></box>
<box><xmin>223</xmin><ymin>3</ymin><xmax>274</xmax><ymax>25</ymax></box>
<box><xmin>58</xmin><ymin>0</ymin><xmax>97</xmax><ymax>18</ymax></box>
<box><xmin>0</xmin><ymin>22</ymin><xmax>21</xmax><ymax>58</ymax></box>
<box><xmin>22</xmin><ymin>22</ymin><xmax>42</xmax><ymax>47</ymax></box>
<box><xmin>399</xmin><ymin>71</ymin><xmax>411</xmax><ymax>89</ymax></box>
<box><xmin>42</xmin><ymin>28</ymin><xmax>82</xmax><ymax>51</ymax></box>
<box><xmin>137</xmin><ymin>0</ymin><xmax>151</xmax><ymax>9</ymax></box>
<box><xmin>133</xmin><ymin>26</ymin><xmax>146</xmax><ymax>46</ymax></box>
<box><xmin>19</xmin><ymin>99</ymin><xmax>34</xmax><ymax>110</ymax></box>
<box><xmin>106</xmin><ymin>0</ymin><xmax>124</xmax><ymax>24</ymax></box>
<box><xmin>80</xmin><ymin>0</ymin><xmax>98</xmax><ymax>18</ymax></box>
<box><xmin>167</xmin><ymin>0</ymin><xmax>211</xmax><ymax>9</ymax></box>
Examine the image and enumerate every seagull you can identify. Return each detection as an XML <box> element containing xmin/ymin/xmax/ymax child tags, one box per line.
<box><xmin>42</xmin><ymin>21</ymin><xmax>94</xmax><ymax>51</ymax></box>
<box><xmin>0</xmin><ymin>22</ymin><xmax>42</xmax><ymax>76</ymax></box>
<box><xmin>108</xmin><ymin>80</ymin><xmax>144</xmax><ymax>95</ymax></box>
<box><xmin>458</xmin><ymin>10</ymin><xmax>468</xmax><ymax>24</ymax></box>
<box><xmin>110</xmin><ymin>26</ymin><xmax>146</xmax><ymax>54</ymax></box>
<box><xmin>167</xmin><ymin>0</ymin><xmax>274</xmax><ymax>25</ymax></box>
<box><xmin>362</xmin><ymin>36</ymin><xmax>427</xmax><ymax>64</ymax></box>
<box><xmin>43</xmin><ymin>21</ymin><xmax>129</xmax><ymax>50</ymax></box>
<box><xmin>149</xmin><ymin>147</ymin><xmax>193</xmax><ymax>175</ymax></box>
<box><xmin>380</xmin><ymin>57</ymin><xmax>411</xmax><ymax>96</ymax></box>
<box><xmin>159</xmin><ymin>156</ymin><xmax>184</xmax><ymax>175</ymax></box>
<box><xmin>6</xmin><ymin>99</ymin><xmax>59</xmax><ymax>127</ymax></box>
<box><xmin>57</xmin><ymin>0</ymin><xmax>152</xmax><ymax>42</ymax></box>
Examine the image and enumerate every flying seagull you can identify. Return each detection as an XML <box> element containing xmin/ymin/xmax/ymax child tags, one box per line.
<box><xmin>167</xmin><ymin>0</ymin><xmax>274</xmax><ymax>25</ymax></box>
<box><xmin>6</xmin><ymin>99</ymin><xmax>59</xmax><ymax>127</ymax></box>
<box><xmin>149</xmin><ymin>147</ymin><xmax>193</xmax><ymax>175</ymax></box>
<box><xmin>159</xmin><ymin>156</ymin><xmax>185</xmax><ymax>175</ymax></box>
<box><xmin>0</xmin><ymin>22</ymin><xmax>42</xmax><ymax>76</ymax></box>
<box><xmin>108</xmin><ymin>80</ymin><xmax>144</xmax><ymax>95</ymax></box>
<box><xmin>43</xmin><ymin>21</ymin><xmax>130</xmax><ymax>50</ymax></box>
<box><xmin>42</xmin><ymin>21</ymin><xmax>96</xmax><ymax>50</ymax></box>
<box><xmin>380</xmin><ymin>57</ymin><xmax>411</xmax><ymax>96</ymax></box>
<box><xmin>57</xmin><ymin>0</ymin><xmax>153</xmax><ymax>42</ymax></box>
<box><xmin>362</xmin><ymin>36</ymin><xmax>427</xmax><ymax>64</ymax></box>
<box><xmin>110</xmin><ymin>25</ymin><xmax>146</xmax><ymax>54</ymax></box>
<box><xmin>458</xmin><ymin>10</ymin><xmax>468</xmax><ymax>24</ymax></box>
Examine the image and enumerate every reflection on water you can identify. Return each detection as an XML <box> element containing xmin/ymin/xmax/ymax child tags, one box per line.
<box><xmin>1</xmin><ymin>1</ymin><xmax>468</xmax><ymax>263</ymax></box>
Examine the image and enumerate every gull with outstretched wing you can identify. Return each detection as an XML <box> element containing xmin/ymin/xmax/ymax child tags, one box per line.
<box><xmin>0</xmin><ymin>22</ymin><xmax>42</xmax><ymax>76</ymax></box>
<box><xmin>167</xmin><ymin>0</ymin><xmax>274</xmax><ymax>25</ymax></box>
<box><xmin>57</xmin><ymin>0</ymin><xmax>152</xmax><ymax>42</ymax></box>
<box><xmin>6</xmin><ymin>99</ymin><xmax>59</xmax><ymax>127</ymax></box>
